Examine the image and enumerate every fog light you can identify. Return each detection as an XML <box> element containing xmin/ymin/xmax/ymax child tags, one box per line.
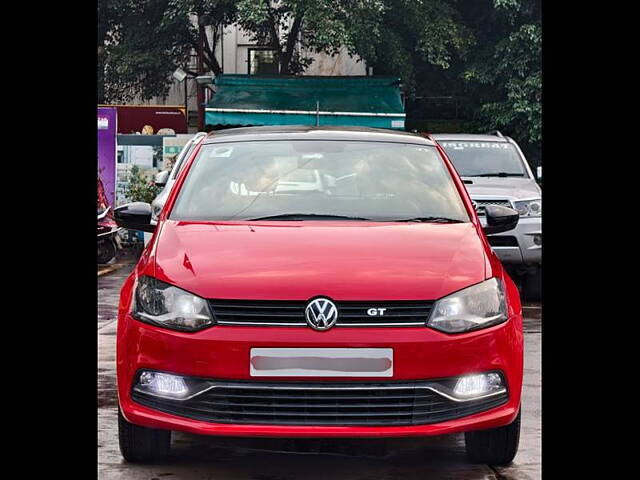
<box><xmin>453</xmin><ymin>372</ymin><xmax>504</xmax><ymax>398</ymax></box>
<box><xmin>134</xmin><ymin>371</ymin><xmax>189</xmax><ymax>399</ymax></box>
<box><xmin>533</xmin><ymin>234</ymin><xmax>541</xmax><ymax>246</ymax></box>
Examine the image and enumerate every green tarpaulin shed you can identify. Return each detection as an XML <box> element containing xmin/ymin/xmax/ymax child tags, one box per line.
<box><xmin>205</xmin><ymin>75</ymin><xmax>406</xmax><ymax>130</ymax></box>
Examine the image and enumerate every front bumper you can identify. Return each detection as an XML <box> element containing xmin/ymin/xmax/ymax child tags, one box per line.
<box><xmin>117</xmin><ymin>313</ymin><xmax>523</xmax><ymax>438</ymax></box>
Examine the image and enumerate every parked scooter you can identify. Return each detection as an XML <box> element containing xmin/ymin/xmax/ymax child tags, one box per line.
<box><xmin>98</xmin><ymin>207</ymin><xmax>121</xmax><ymax>264</ymax></box>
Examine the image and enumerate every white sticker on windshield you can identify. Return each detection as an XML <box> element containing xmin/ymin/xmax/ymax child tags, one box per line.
<box><xmin>210</xmin><ymin>146</ymin><xmax>234</xmax><ymax>158</ymax></box>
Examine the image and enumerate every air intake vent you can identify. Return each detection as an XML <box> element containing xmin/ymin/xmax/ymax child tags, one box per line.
<box><xmin>133</xmin><ymin>379</ymin><xmax>508</xmax><ymax>426</ymax></box>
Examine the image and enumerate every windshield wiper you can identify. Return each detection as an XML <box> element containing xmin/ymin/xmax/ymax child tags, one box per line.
<box><xmin>389</xmin><ymin>216</ymin><xmax>465</xmax><ymax>223</ymax></box>
<box><xmin>465</xmin><ymin>172</ymin><xmax>525</xmax><ymax>177</ymax></box>
<box><xmin>246</xmin><ymin>213</ymin><xmax>373</xmax><ymax>221</ymax></box>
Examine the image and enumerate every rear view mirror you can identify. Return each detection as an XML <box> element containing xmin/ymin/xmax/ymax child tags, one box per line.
<box><xmin>114</xmin><ymin>202</ymin><xmax>155</xmax><ymax>233</ymax></box>
<box><xmin>483</xmin><ymin>205</ymin><xmax>519</xmax><ymax>235</ymax></box>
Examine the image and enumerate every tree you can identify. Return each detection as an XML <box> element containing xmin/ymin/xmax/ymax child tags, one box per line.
<box><xmin>99</xmin><ymin>0</ymin><xmax>237</xmax><ymax>103</ymax></box>
<box><xmin>461</xmin><ymin>0</ymin><xmax>541</xmax><ymax>148</ymax></box>
<box><xmin>98</xmin><ymin>0</ymin><xmax>386</xmax><ymax>98</ymax></box>
<box><xmin>99</xmin><ymin>0</ymin><xmax>478</xmax><ymax>99</ymax></box>
<box><xmin>386</xmin><ymin>0</ymin><xmax>541</xmax><ymax>162</ymax></box>
<box><xmin>234</xmin><ymin>0</ymin><xmax>385</xmax><ymax>75</ymax></box>
<box><xmin>356</xmin><ymin>0</ymin><xmax>475</xmax><ymax>96</ymax></box>
<box><xmin>164</xmin><ymin>0</ymin><xmax>238</xmax><ymax>76</ymax></box>
<box><xmin>98</xmin><ymin>0</ymin><xmax>126</xmax><ymax>103</ymax></box>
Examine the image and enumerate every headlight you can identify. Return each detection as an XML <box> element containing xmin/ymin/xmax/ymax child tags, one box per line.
<box><xmin>132</xmin><ymin>370</ymin><xmax>211</xmax><ymax>400</ymax></box>
<box><xmin>453</xmin><ymin>372</ymin><xmax>505</xmax><ymax>398</ymax></box>
<box><xmin>133</xmin><ymin>276</ymin><xmax>215</xmax><ymax>331</ymax></box>
<box><xmin>513</xmin><ymin>198</ymin><xmax>541</xmax><ymax>217</ymax></box>
<box><xmin>135</xmin><ymin>371</ymin><xmax>189</xmax><ymax>398</ymax></box>
<box><xmin>428</xmin><ymin>278</ymin><xmax>507</xmax><ymax>333</ymax></box>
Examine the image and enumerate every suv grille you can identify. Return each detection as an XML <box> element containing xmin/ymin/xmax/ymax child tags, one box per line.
<box><xmin>208</xmin><ymin>300</ymin><xmax>434</xmax><ymax>327</ymax></box>
<box><xmin>474</xmin><ymin>199</ymin><xmax>512</xmax><ymax>215</ymax></box>
<box><xmin>132</xmin><ymin>380</ymin><xmax>508</xmax><ymax>426</ymax></box>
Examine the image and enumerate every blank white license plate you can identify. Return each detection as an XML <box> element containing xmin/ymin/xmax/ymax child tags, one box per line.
<box><xmin>250</xmin><ymin>348</ymin><xmax>393</xmax><ymax>377</ymax></box>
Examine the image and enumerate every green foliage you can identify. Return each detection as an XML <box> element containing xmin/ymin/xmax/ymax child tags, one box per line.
<box><xmin>125</xmin><ymin>165</ymin><xmax>160</xmax><ymax>204</ymax></box>
<box><xmin>164</xmin><ymin>0</ymin><xmax>238</xmax><ymax>74</ymax></box>
<box><xmin>396</xmin><ymin>0</ymin><xmax>541</xmax><ymax>161</ymax></box>
<box><xmin>100</xmin><ymin>0</ymin><xmax>193</xmax><ymax>103</ymax></box>
<box><xmin>235</xmin><ymin>0</ymin><xmax>385</xmax><ymax>74</ymax></box>
<box><xmin>475</xmin><ymin>25</ymin><xmax>541</xmax><ymax>143</ymax></box>
<box><xmin>98</xmin><ymin>0</ymin><xmax>237</xmax><ymax>103</ymax></box>
<box><xmin>360</xmin><ymin>0</ymin><xmax>474</xmax><ymax>95</ymax></box>
<box><xmin>461</xmin><ymin>1</ymin><xmax>541</xmax><ymax>147</ymax></box>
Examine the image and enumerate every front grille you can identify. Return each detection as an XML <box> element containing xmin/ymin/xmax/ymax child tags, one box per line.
<box><xmin>474</xmin><ymin>199</ymin><xmax>512</xmax><ymax>215</ymax></box>
<box><xmin>132</xmin><ymin>380</ymin><xmax>508</xmax><ymax>426</ymax></box>
<box><xmin>208</xmin><ymin>300</ymin><xmax>434</xmax><ymax>327</ymax></box>
<box><xmin>487</xmin><ymin>236</ymin><xmax>518</xmax><ymax>247</ymax></box>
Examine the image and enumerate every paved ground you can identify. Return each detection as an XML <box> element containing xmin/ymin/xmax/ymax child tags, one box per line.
<box><xmin>98</xmin><ymin>264</ymin><xmax>541</xmax><ymax>480</ymax></box>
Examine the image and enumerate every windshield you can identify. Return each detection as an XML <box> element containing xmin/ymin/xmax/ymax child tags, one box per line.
<box><xmin>169</xmin><ymin>140</ymin><xmax>469</xmax><ymax>222</ymax></box>
<box><xmin>438</xmin><ymin>141</ymin><xmax>528</xmax><ymax>177</ymax></box>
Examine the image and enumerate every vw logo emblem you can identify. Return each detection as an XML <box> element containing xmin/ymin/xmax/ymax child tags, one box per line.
<box><xmin>305</xmin><ymin>298</ymin><xmax>338</xmax><ymax>331</ymax></box>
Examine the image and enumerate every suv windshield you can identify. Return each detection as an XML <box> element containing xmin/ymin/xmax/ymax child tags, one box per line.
<box><xmin>439</xmin><ymin>141</ymin><xmax>528</xmax><ymax>177</ymax></box>
<box><xmin>170</xmin><ymin>140</ymin><xmax>469</xmax><ymax>222</ymax></box>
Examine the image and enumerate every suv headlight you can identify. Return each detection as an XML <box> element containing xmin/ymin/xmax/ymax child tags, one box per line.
<box><xmin>513</xmin><ymin>198</ymin><xmax>541</xmax><ymax>217</ymax></box>
<box><xmin>133</xmin><ymin>276</ymin><xmax>215</xmax><ymax>331</ymax></box>
<box><xmin>428</xmin><ymin>278</ymin><xmax>507</xmax><ymax>333</ymax></box>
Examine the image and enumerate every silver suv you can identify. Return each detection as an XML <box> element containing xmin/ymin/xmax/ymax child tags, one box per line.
<box><xmin>432</xmin><ymin>132</ymin><xmax>541</xmax><ymax>300</ymax></box>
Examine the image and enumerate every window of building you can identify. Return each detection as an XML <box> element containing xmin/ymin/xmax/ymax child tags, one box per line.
<box><xmin>248</xmin><ymin>48</ymin><xmax>279</xmax><ymax>75</ymax></box>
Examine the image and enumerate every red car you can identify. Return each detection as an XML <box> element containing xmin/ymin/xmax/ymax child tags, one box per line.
<box><xmin>114</xmin><ymin>126</ymin><xmax>524</xmax><ymax>465</ymax></box>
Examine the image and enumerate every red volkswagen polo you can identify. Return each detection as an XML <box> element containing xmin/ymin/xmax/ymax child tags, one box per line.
<box><xmin>114</xmin><ymin>126</ymin><xmax>524</xmax><ymax>465</ymax></box>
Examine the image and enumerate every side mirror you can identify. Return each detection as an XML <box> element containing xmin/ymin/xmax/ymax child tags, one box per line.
<box><xmin>483</xmin><ymin>205</ymin><xmax>519</xmax><ymax>235</ymax></box>
<box><xmin>155</xmin><ymin>170</ymin><xmax>170</xmax><ymax>187</ymax></box>
<box><xmin>114</xmin><ymin>202</ymin><xmax>155</xmax><ymax>233</ymax></box>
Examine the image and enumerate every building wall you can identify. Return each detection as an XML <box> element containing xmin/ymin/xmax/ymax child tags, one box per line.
<box><xmin>303</xmin><ymin>47</ymin><xmax>367</xmax><ymax>76</ymax></box>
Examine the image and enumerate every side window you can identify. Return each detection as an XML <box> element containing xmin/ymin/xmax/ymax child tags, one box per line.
<box><xmin>512</xmin><ymin>142</ymin><xmax>533</xmax><ymax>179</ymax></box>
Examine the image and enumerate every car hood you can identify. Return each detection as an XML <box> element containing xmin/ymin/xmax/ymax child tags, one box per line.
<box><xmin>153</xmin><ymin>220</ymin><xmax>488</xmax><ymax>301</ymax></box>
<box><xmin>462</xmin><ymin>177</ymin><xmax>541</xmax><ymax>199</ymax></box>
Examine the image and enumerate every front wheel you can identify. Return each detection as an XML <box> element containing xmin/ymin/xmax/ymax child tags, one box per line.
<box><xmin>465</xmin><ymin>410</ymin><xmax>520</xmax><ymax>465</ymax></box>
<box><xmin>118</xmin><ymin>409</ymin><xmax>171</xmax><ymax>463</ymax></box>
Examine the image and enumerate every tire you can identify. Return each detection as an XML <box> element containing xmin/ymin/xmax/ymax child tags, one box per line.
<box><xmin>118</xmin><ymin>409</ymin><xmax>171</xmax><ymax>463</ymax></box>
<box><xmin>465</xmin><ymin>410</ymin><xmax>520</xmax><ymax>465</ymax></box>
<box><xmin>522</xmin><ymin>267</ymin><xmax>542</xmax><ymax>301</ymax></box>
<box><xmin>97</xmin><ymin>239</ymin><xmax>116</xmax><ymax>265</ymax></box>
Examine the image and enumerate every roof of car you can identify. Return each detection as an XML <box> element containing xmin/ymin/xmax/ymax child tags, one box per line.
<box><xmin>430</xmin><ymin>133</ymin><xmax>510</xmax><ymax>143</ymax></box>
<box><xmin>204</xmin><ymin>126</ymin><xmax>436</xmax><ymax>146</ymax></box>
